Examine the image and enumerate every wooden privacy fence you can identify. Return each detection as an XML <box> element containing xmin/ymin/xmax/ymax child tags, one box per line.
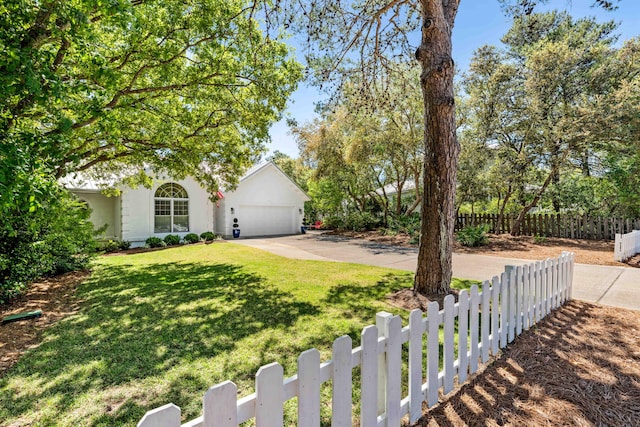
<box><xmin>138</xmin><ymin>253</ymin><xmax>575</xmax><ymax>427</ymax></box>
<box><xmin>614</xmin><ymin>230</ymin><xmax>640</xmax><ymax>262</ymax></box>
<box><xmin>456</xmin><ymin>213</ymin><xmax>640</xmax><ymax>240</ymax></box>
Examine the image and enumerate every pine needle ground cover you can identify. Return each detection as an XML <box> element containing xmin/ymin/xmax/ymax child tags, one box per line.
<box><xmin>1</xmin><ymin>243</ymin><xmax>471</xmax><ymax>426</ymax></box>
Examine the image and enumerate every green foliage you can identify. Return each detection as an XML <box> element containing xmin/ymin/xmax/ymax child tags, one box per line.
<box><xmin>603</xmin><ymin>153</ymin><xmax>640</xmax><ymax>218</ymax></box>
<box><xmin>145</xmin><ymin>237</ymin><xmax>166</xmax><ymax>248</ymax></box>
<box><xmin>119</xmin><ymin>240</ymin><xmax>131</xmax><ymax>250</ymax></box>
<box><xmin>2</xmin><ymin>0</ymin><xmax>302</xmax><ymax>192</ymax></box>
<box><xmin>183</xmin><ymin>233</ymin><xmax>200</xmax><ymax>244</ymax></box>
<box><xmin>324</xmin><ymin>212</ymin><xmax>381</xmax><ymax>232</ymax></box>
<box><xmin>320</xmin><ymin>215</ymin><xmax>344</xmax><ymax>230</ymax></box>
<box><xmin>163</xmin><ymin>234</ymin><xmax>181</xmax><ymax>246</ymax></box>
<box><xmin>459</xmin><ymin>12</ymin><xmax>640</xmax><ymax>222</ymax></box>
<box><xmin>0</xmin><ymin>184</ymin><xmax>96</xmax><ymax>304</ymax></box>
<box><xmin>387</xmin><ymin>213</ymin><xmax>421</xmax><ymax>241</ymax></box>
<box><xmin>293</xmin><ymin>68</ymin><xmax>424</xmax><ymax>222</ymax></box>
<box><xmin>200</xmin><ymin>231</ymin><xmax>216</xmax><ymax>242</ymax></box>
<box><xmin>456</xmin><ymin>224</ymin><xmax>490</xmax><ymax>247</ymax></box>
<box><xmin>533</xmin><ymin>234</ymin><xmax>547</xmax><ymax>244</ymax></box>
<box><xmin>344</xmin><ymin>212</ymin><xmax>381</xmax><ymax>231</ymax></box>
<box><xmin>99</xmin><ymin>240</ymin><xmax>121</xmax><ymax>253</ymax></box>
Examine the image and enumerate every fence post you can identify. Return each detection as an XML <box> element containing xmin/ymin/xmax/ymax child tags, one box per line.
<box><xmin>137</xmin><ymin>403</ymin><xmax>181</xmax><ymax>427</ymax></box>
<box><xmin>376</xmin><ymin>311</ymin><xmax>392</xmax><ymax>416</ymax></box>
<box><xmin>614</xmin><ymin>233</ymin><xmax>622</xmax><ymax>262</ymax></box>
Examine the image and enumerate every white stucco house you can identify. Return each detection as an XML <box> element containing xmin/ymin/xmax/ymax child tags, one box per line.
<box><xmin>64</xmin><ymin>162</ymin><xmax>310</xmax><ymax>246</ymax></box>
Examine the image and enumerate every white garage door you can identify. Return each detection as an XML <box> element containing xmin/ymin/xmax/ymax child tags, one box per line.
<box><xmin>238</xmin><ymin>205</ymin><xmax>296</xmax><ymax>236</ymax></box>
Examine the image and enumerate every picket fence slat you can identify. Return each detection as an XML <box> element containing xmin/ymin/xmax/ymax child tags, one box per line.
<box><xmin>490</xmin><ymin>278</ymin><xmax>500</xmax><ymax>356</ymax></box>
<box><xmin>298</xmin><ymin>349</ymin><xmax>320</xmax><ymax>427</ymax></box>
<box><xmin>360</xmin><ymin>326</ymin><xmax>378</xmax><ymax>427</ymax></box>
<box><xmin>458</xmin><ymin>290</ymin><xmax>469</xmax><ymax>384</ymax></box>
<box><xmin>256</xmin><ymin>363</ymin><xmax>283</xmax><ymax>427</ymax></box>
<box><xmin>408</xmin><ymin>310</ymin><xmax>423</xmax><ymax>423</ymax></box>
<box><xmin>480</xmin><ymin>281</ymin><xmax>491</xmax><ymax>363</ymax></box>
<box><xmin>509</xmin><ymin>268</ymin><xmax>517</xmax><ymax>343</ymax></box>
<box><xmin>385</xmin><ymin>316</ymin><xmax>402</xmax><ymax>425</ymax></box>
<box><xmin>536</xmin><ymin>262</ymin><xmax>543</xmax><ymax>317</ymax></box>
<box><xmin>514</xmin><ymin>265</ymin><xmax>523</xmax><ymax>335</ymax></box>
<box><xmin>332</xmin><ymin>336</ymin><xmax>352</xmax><ymax>426</ymax></box>
<box><xmin>443</xmin><ymin>295</ymin><xmax>456</xmax><ymax>394</ymax></box>
<box><xmin>376</xmin><ymin>311</ymin><xmax>392</xmax><ymax>414</ymax></box>
<box><xmin>203</xmin><ymin>381</ymin><xmax>237</xmax><ymax>427</ymax></box>
<box><xmin>138</xmin><ymin>403</ymin><xmax>181</xmax><ymax>427</ymax></box>
<box><xmin>139</xmin><ymin>253</ymin><xmax>575</xmax><ymax>427</ymax></box>
<box><xmin>469</xmin><ymin>286</ymin><xmax>480</xmax><ymax>375</ymax></box>
<box><xmin>426</xmin><ymin>301</ymin><xmax>440</xmax><ymax>408</ymax></box>
<box><xmin>499</xmin><ymin>275</ymin><xmax>508</xmax><ymax>349</ymax></box>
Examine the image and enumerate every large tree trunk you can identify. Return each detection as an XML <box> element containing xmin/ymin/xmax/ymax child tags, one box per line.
<box><xmin>413</xmin><ymin>1</ymin><xmax>460</xmax><ymax>297</ymax></box>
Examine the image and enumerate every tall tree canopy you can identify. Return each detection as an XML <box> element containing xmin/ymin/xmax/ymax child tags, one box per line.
<box><xmin>1</xmin><ymin>0</ymin><xmax>302</xmax><ymax>190</ymax></box>
<box><xmin>460</xmin><ymin>11</ymin><xmax>640</xmax><ymax>225</ymax></box>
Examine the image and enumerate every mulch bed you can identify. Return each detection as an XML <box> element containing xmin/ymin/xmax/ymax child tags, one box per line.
<box><xmin>0</xmin><ymin>270</ymin><xmax>90</xmax><ymax>375</ymax></box>
<box><xmin>415</xmin><ymin>300</ymin><xmax>640</xmax><ymax>426</ymax></box>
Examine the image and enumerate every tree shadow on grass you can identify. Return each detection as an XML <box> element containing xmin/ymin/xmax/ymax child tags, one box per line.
<box><xmin>322</xmin><ymin>273</ymin><xmax>411</xmax><ymax>321</ymax></box>
<box><xmin>0</xmin><ymin>261</ymin><xmax>319</xmax><ymax>426</ymax></box>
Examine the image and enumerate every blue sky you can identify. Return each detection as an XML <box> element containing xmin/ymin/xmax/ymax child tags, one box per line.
<box><xmin>266</xmin><ymin>1</ymin><xmax>640</xmax><ymax>158</ymax></box>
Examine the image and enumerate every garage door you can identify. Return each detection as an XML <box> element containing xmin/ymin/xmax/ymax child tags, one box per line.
<box><xmin>238</xmin><ymin>205</ymin><xmax>295</xmax><ymax>236</ymax></box>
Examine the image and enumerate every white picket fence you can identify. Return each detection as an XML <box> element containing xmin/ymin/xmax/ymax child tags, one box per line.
<box><xmin>138</xmin><ymin>252</ymin><xmax>575</xmax><ymax>427</ymax></box>
<box><xmin>614</xmin><ymin>230</ymin><xmax>640</xmax><ymax>262</ymax></box>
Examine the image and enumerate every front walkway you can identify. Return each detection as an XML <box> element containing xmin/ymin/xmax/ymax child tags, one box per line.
<box><xmin>233</xmin><ymin>231</ymin><xmax>640</xmax><ymax>311</ymax></box>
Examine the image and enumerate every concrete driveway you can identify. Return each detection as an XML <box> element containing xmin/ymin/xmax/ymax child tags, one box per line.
<box><xmin>232</xmin><ymin>231</ymin><xmax>640</xmax><ymax>311</ymax></box>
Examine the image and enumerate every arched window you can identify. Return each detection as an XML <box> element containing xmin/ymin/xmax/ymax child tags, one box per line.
<box><xmin>154</xmin><ymin>183</ymin><xmax>189</xmax><ymax>233</ymax></box>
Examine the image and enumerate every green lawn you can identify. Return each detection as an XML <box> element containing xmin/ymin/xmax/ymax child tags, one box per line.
<box><xmin>0</xmin><ymin>243</ymin><xmax>475</xmax><ymax>426</ymax></box>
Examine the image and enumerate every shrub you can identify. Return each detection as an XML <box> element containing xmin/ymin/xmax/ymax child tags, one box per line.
<box><xmin>388</xmin><ymin>213</ymin><xmax>421</xmax><ymax>240</ymax></box>
<box><xmin>200</xmin><ymin>231</ymin><xmax>216</xmax><ymax>242</ymax></box>
<box><xmin>145</xmin><ymin>237</ymin><xmax>166</xmax><ymax>248</ymax></box>
<box><xmin>99</xmin><ymin>240</ymin><xmax>121</xmax><ymax>253</ymax></box>
<box><xmin>320</xmin><ymin>215</ymin><xmax>344</xmax><ymax>230</ymax></box>
<box><xmin>456</xmin><ymin>224</ymin><xmax>490</xmax><ymax>247</ymax></box>
<box><xmin>344</xmin><ymin>212</ymin><xmax>381</xmax><ymax>231</ymax></box>
<box><xmin>163</xmin><ymin>234</ymin><xmax>181</xmax><ymax>246</ymax></box>
<box><xmin>118</xmin><ymin>240</ymin><xmax>131</xmax><ymax>250</ymax></box>
<box><xmin>533</xmin><ymin>234</ymin><xmax>547</xmax><ymax>245</ymax></box>
<box><xmin>183</xmin><ymin>233</ymin><xmax>200</xmax><ymax>244</ymax></box>
<box><xmin>0</xmin><ymin>185</ymin><xmax>96</xmax><ymax>304</ymax></box>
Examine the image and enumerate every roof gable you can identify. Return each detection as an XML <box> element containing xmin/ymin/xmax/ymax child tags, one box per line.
<box><xmin>239</xmin><ymin>162</ymin><xmax>310</xmax><ymax>201</ymax></box>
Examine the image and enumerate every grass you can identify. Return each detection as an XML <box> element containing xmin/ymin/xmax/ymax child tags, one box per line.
<box><xmin>0</xmin><ymin>243</ymin><xmax>477</xmax><ymax>426</ymax></box>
